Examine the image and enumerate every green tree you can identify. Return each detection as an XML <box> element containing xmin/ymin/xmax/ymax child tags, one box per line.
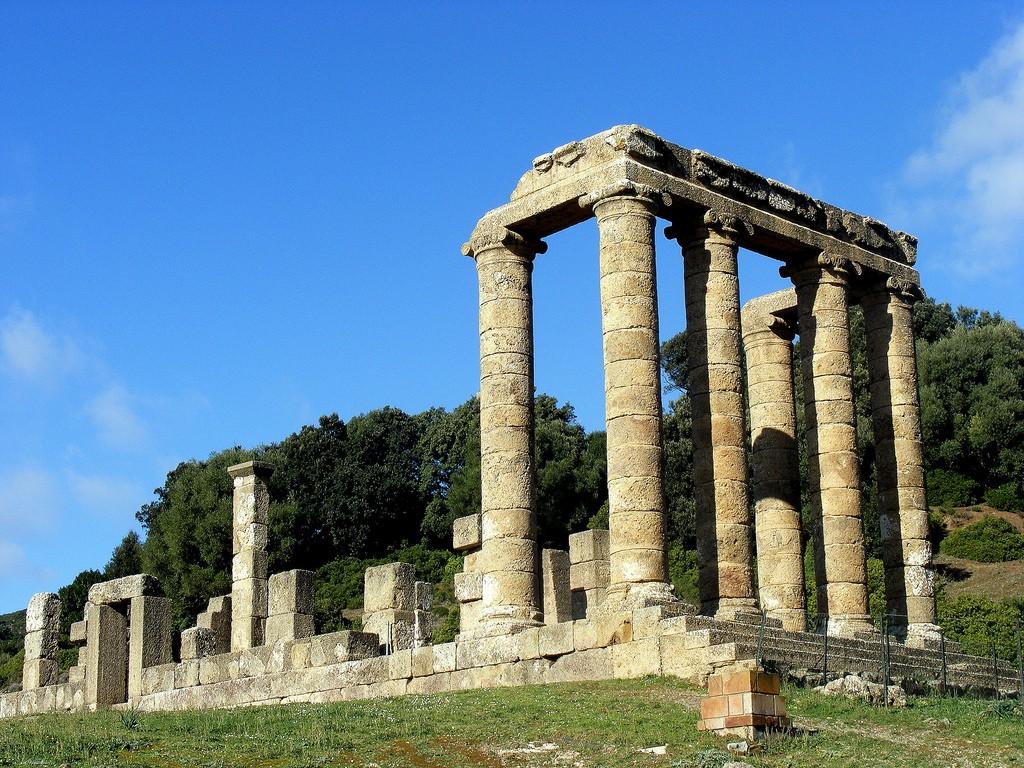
<box><xmin>103</xmin><ymin>531</ymin><xmax>143</xmax><ymax>579</ymax></box>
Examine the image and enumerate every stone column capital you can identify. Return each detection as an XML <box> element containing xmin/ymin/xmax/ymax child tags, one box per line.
<box><xmin>462</xmin><ymin>225</ymin><xmax>547</xmax><ymax>262</ymax></box>
<box><xmin>781</xmin><ymin>251</ymin><xmax>862</xmax><ymax>285</ymax></box>
<box><xmin>873</xmin><ymin>275</ymin><xmax>925</xmax><ymax>304</ymax></box>
<box><xmin>226</xmin><ymin>461</ymin><xmax>274</xmax><ymax>481</ymax></box>
<box><xmin>578</xmin><ymin>180</ymin><xmax>671</xmax><ymax>213</ymax></box>
<box><xmin>664</xmin><ymin>208</ymin><xmax>753</xmax><ymax>248</ymax></box>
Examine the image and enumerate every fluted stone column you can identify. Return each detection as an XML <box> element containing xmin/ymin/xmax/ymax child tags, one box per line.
<box><xmin>789</xmin><ymin>253</ymin><xmax>873</xmax><ymax>637</ymax></box>
<box><xmin>462</xmin><ymin>226</ymin><xmax>546</xmax><ymax>634</ymax></box>
<box><xmin>667</xmin><ymin>210</ymin><xmax>757</xmax><ymax>618</ymax></box>
<box><xmin>742</xmin><ymin>293</ymin><xmax>807</xmax><ymax>632</ymax></box>
<box><xmin>580</xmin><ymin>181</ymin><xmax>674</xmax><ymax>609</ymax></box>
<box><xmin>862</xmin><ymin>276</ymin><xmax>941</xmax><ymax>647</ymax></box>
<box><xmin>228</xmin><ymin>460</ymin><xmax>272</xmax><ymax>651</ymax></box>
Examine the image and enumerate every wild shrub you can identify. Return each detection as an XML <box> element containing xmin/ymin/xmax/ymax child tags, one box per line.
<box><xmin>940</xmin><ymin>517</ymin><xmax>1024</xmax><ymax>562</ymax></box>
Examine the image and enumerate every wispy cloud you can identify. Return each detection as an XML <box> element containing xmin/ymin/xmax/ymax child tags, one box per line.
<box><xmin>0</xmin><ymin>467</ymin><xmax>58</xmax><ymax>531</ymax></box>
<box><xmin>0</xmin><ymin>307</ymin><xmax>81</xmax><ymax>384</ymax></box>
<box><xmin>67</xmin><ymin>470</ymin><xmax>143</xmax><ymax>516</ymax></box>
<box><xmin>87</xmin><ymin>384</ymin><xmax>149</xmax><ymax>449</ymax></box>
<box><xmin>899</xmin><ymin>21</ymin><xmax>1024</xmax><ymax>272</ymax></box>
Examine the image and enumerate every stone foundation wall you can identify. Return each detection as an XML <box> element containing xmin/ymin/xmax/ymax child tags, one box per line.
<box><xmin>3</xmin><ymin>605</ymin><xmax>1017</xmax><ymax>720</ymax></box>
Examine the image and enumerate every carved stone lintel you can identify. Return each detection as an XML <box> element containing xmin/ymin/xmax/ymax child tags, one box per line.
<box><xmin>462</xmin><ymin>225</ymin><xmax>548</xmax><ymax>261</ymax></box>
<box><xmin>578</xmin><ymin>180</ymin><xmax>671</xmax><ymax>212</ymax></box>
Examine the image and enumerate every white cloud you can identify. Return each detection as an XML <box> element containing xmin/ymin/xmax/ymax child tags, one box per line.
<box><xmin>0</xmin><ymin>307</ymin><xmax>80</xmax><ymax>383</ymax></box>
<box><xmin>901</xmin><ymin>21</ymin><xmax>1024</xmax><ymax>271</ymax></box>
<box><xmin>0</xmin><ymin>467</ymin><xmax>58</xmax><ymax>531</ymax></box>
<box><xmin>87</xmin><ymin>385</ymin><xmax>148</xmax><ymax>449</ymax></box>
<box><xmin>67</xmin><ymin>471</ymin><xmax>142</xmax><ymax>515</ymax></box>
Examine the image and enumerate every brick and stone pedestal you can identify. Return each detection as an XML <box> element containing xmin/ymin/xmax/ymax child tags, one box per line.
<box><xmin>22</xmin><ymin>593</ymin><xmax>61</xmax><ymax>690</ymax></box>
<box><xmin>699</xmin><ymin>667</ymin><xmax>791</xmax><ymax>740</ymax></box>
<box><xmin>228</xmin><ymin>461</ymin><xmax>272</xmax><ymax>651</ymax></box>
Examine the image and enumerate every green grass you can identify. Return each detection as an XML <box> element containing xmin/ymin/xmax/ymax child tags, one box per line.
<box><xmin>1</xmin><ymin>678</ymin><xmax>1021</xmax><ymax>767</ymax></box>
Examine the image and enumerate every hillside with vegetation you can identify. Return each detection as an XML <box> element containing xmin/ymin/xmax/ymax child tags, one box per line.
<box><xmin>1</xmin><ymin>298</ymin><xmax>1022</xmax><ymax>690</ymax></box>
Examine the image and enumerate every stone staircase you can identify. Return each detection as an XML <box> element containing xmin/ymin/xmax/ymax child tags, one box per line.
<box><xmin>656</xmin><ymin>612</ymin><xmax>1021</xmax><ymax>695</ymax></box>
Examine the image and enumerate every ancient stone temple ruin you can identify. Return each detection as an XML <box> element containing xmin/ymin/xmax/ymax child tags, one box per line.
<box><xmin>2</xmin><ymin>126</ymin><xmax>1018</xmax><ymax>720</ymax></box>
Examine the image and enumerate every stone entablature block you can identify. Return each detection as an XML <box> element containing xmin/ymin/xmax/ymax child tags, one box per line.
<box><xmin>88</xmin><ymin>574</ymin><xmax>159</xmax><ymax>605</ymax></box>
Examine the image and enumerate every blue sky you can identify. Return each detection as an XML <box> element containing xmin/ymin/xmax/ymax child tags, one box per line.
<box><xmin>2</xmin><ymin>2</ymin><xmax>1024</xmax><ymax>613</ymax></box>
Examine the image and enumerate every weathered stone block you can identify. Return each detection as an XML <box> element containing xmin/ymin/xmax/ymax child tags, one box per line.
<box><xmin>452</xmin><ymin>514</ymin><xmax>482</xmax><ymax>551</ymax></box>
<box><xmin>363</xmin><ymin>562</ymin><xmax>416</xmax><ymax>613</ymax></box>
<box><xmin>389</xmin><ymin>648</ymin><xmax>412</xmax><ymax>680</ymax></box>
<box><xmin>232</xmin><ymin>548</ymin><xmax>269</xmax><ymax>581</ymax></box>
<box><xmin>181</xmin><ymin>627</ymin><xmax>218</xmax><ymax>660</ymax></box>
<box><xmin>268</xmin><ymin>569</ymin><xmax>315</xmax><ymax>616</ymax></box>
<box><xmin>539</xmin><ymin>622</ymin><xmax>574</xmax><ymax>657</ymax></box>
<box><xmin>362</xmin><ymin>609</ymin><xmax>416</xmax><ymax>651</ymax></box>
<box><xmin>197</xmin><ymin>595</ymin><xmax>232</xmax><ymax>654</ymax></box>
<box><xmin>88</xmin><ymin>574</ymin><xmax>159</xmax><ymax>606</ymax></box>
<box><xmin>128</xmin><ymin>595</ymin><xmax>173</xmax><ymax>701</ymax></box>
<box><xmin>308</xmin><ymin>631</ymin><xmax>380</xmax><ymax>667</ymax></box>
<box><xmin>265</xmin><ymin>612</ymin><xmax>315</xmax><ymax>645</ymax></box>
<box><xmin>570</xmin><ymin>557</ymin><xmax>610</xmax><ymax>590</ymax></box>
<box><xmin>454</xmin><ymin>571</ymin><xmax>483</xmax><ymax>603</ymax></box>
<box><xmin>175</xmin><ymin>660</ymin><xmax>200</xmax><ymax>689</ymax></box>
<box><xmin>432</xmin><ymin>642</ymin><xmax>456</xmax><ymax>673</ymax></box>
<box><xmin>26</xmin><ymin>592</ymin><xmax>61</xmax><ymax>633</ymax></box>
<box><xmin>140</xmin><ymin>663</ymin><xmax>175</xmax><ymax>696</ymax></box>
<box><xmin>22</xmin><ymin>658</ymin><xmax>58</xmax><ymax>689</ymax></box>
<box><xmin>69</xmin><ymin>619</ymin><xmax>87</xmax><ymax>644</ymax></box>
<box><xmin>85</xmin><ymin>603</ymin><xmax>129</xmax><ymax>707</ymax></box>
<box><xmin>542</xmin><ymin>549</ymin><xmax>571</xmax><ymax>625</ymax></box>
<box><xmin>23</xmin><ymin>629</ymin><xmax>58</xmax><ymax>661</ymax></box>
<box><xmin>411</xmin><ymin>646</ymin><xmax>434</xmax><ymax>677</ymax></box>
<box><xmin>456</xmin><ymin>633</ymin><xmax>519</xmax><ymax>669</ymax></box>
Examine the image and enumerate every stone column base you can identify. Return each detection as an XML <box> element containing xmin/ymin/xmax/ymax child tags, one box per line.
<box><xmin>826</xmin><ymin>614</ymin><xmax>877</xmax><ymax>639</ymax></box>
<box><xmin>905</xmin><ymin>623</ymin><xmax>944</xmax><ymax>649</ymax></box>
<box><xmin>597</xmin><ymin>581</ymin><xmax>676</xmax><ymax>613</ymax></box>
<box><xmin>711</xmin><ymin>598</ymin><xmax>762</xmax><ymax>623</ymax></box>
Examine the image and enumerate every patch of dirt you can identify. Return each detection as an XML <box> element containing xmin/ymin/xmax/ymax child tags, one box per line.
<box><xmin>932</xmin><ymin>554</ymin><xmax>1024</xmax><ymax>600</ymax></box>
<box><xmin>938</xmin><ymin>505</ymin><xmax>1024</xmax><ymax>533</ymax></box>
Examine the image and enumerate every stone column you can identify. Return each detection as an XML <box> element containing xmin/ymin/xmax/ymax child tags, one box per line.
<box><xmin>666</xmin><ymin>209</ymin><xmax>757</xmax><ymax>618</ymax></box>
<box><xmin>742</xmin><ymin>293</ymin><xmax>807</xmax><ymax>632</ymax></box>
<box><xmin>862</xmin><ymin>276</ymin><xmax>941</xmax><ymax>647</ymax></box>
<box><xmin>788</xmin><ymin>253</ymin><xmax>872</xmax><ymax>637</ymax></box>
<box><xmin>462</xmin><ymin>226</ymin><xmax>546</xmax><ymax>634</ymax></box>
<box><xmin>227</xmin><ymin>460</ymin><xmax>272</xmax><ymax>651</ymax></box>
<box><xmin>580</xmin><ymin>180</ymin><xmax>674</xmax><ymax>609</ymax></box>
<box><xmin>22</xmin><ymin>592</ymin><xmax>61</xmax><ymax>690</ymax></box>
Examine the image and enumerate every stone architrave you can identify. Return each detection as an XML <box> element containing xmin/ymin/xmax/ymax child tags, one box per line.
<box><xmin>580</xmin><ymin>180</ymin><xmax>673</xmax><ymax>609</ymax></box>
<box><xmin>88</xmin><ymin>574</ymin><xmax>159</xmax><ymax>605</ymax></box>
<box><xmin>667</xmin><ymin>210</ymin><xmax>757</xmax><ymax>618</ymax></box>
<box><xmin>541</xmin><ymin>549</ymin><xmax>571</xmax><ymax>625</ymax></box>
<box><xmin>788</xmin><ymin>253</ymin><xmax>873</xmax><ymax>637</ymax></box>
<box><xmin>227</xmin><ymin>461</ymin><xmax>273</xmax><ymax>651</ymax></box>
<box><xmin>84</xmin><ymin>602</ymin><xmax>129</xmax><ymax>708</ymax></box>
<box><xmin>862</xmin><ymin>276</ymin><xmax>941</xmax><ymax>646</ymax></box>
<box><xmin>742</xmin><ymin>290</ymin><xmax>807</xmax><ymax>632</ymax></box>
<box><xmin>127</xmin><ymin>595</ymin><xmax>173</xmax><ymax>702</ymax></box>
<box><xmin>22</xmin><ymin>592</ymin><xmax>61</xmax><ymax>690</ymax></box>
<box><xmin>462</xmin><ymin>226</ymin><xmax>547</xmax><ymax>635</ymax></box>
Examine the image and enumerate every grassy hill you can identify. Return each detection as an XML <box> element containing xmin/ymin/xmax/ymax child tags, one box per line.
<box><xmin>934</xmin><ymin>506</ymin><xmax>1024</xmax><ymax>602</ymax></box>
<box><xmin>0</xmin><ymin>677</ymin><xmax>1021</xmax><ymax>767</ymax></box>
